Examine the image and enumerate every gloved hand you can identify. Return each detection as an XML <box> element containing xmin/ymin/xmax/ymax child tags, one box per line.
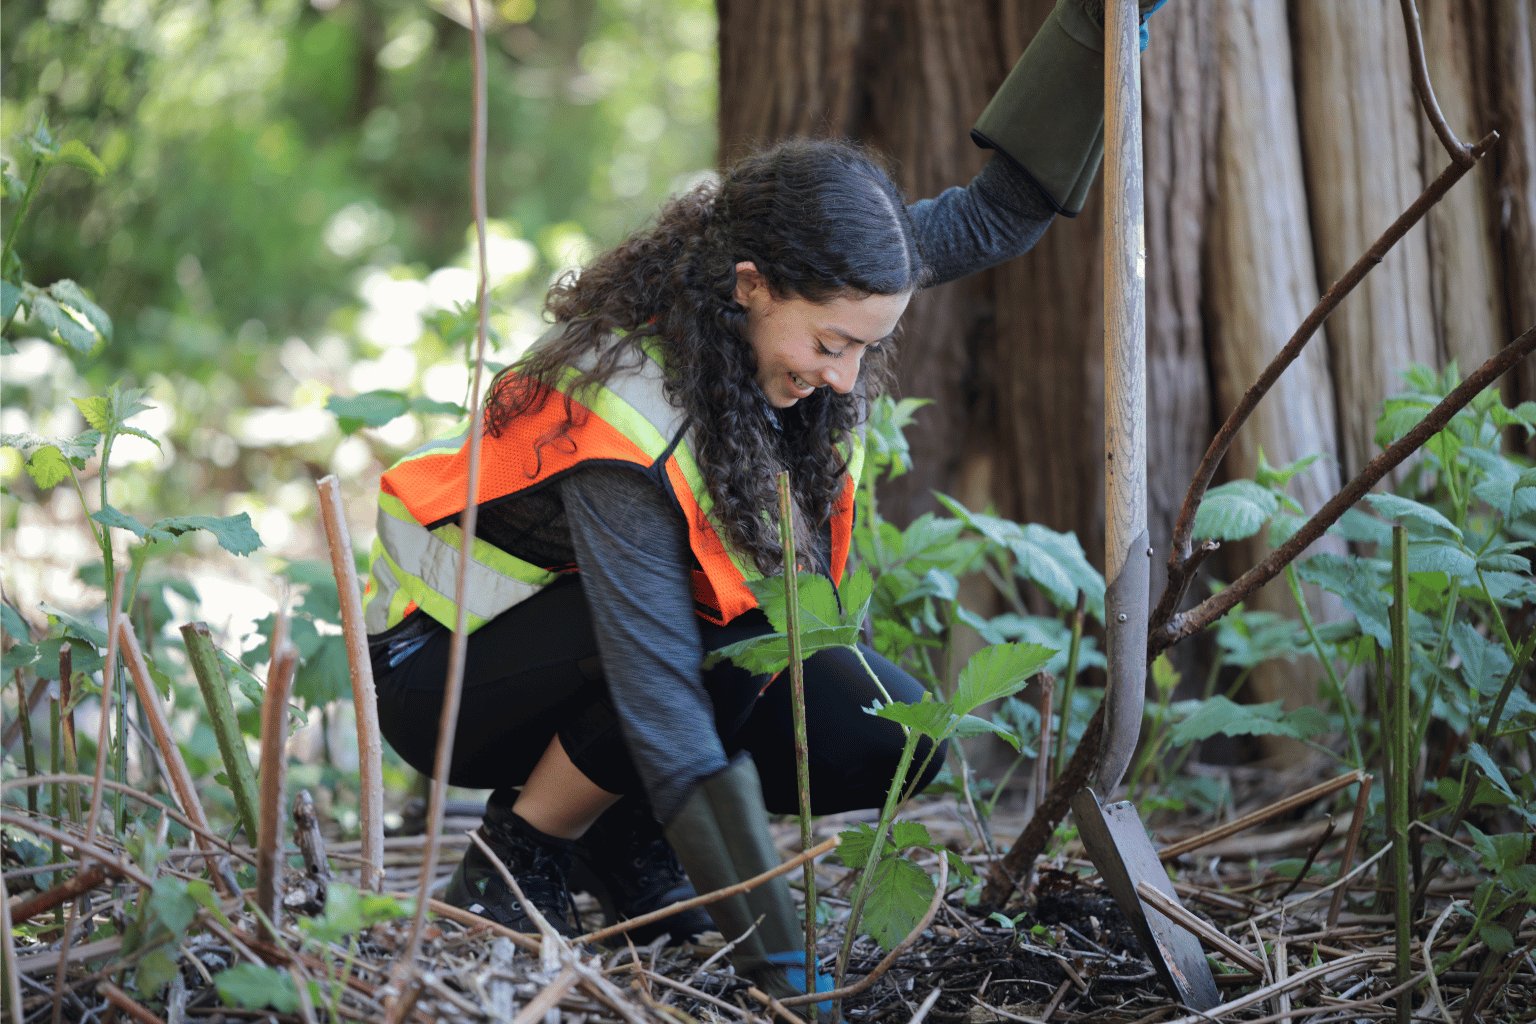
<box><xmin>663</xmin><ymin>756</ymin><xmax>837</xmax><ymax>1019</ymax></box>
<box><xmin>971</xmin><ymin>0</ymin><xmax>1170</xmax><ymax>215</ymax></box>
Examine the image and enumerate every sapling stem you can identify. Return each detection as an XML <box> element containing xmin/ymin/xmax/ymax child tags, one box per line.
<box><xmin>13</xmin><ymin>670</ymin><xmax>38</xmax><ymax>814</ymax></box>
<box><xmin>1284</xmin><ymin>564</ymin><xmax>1360</xmax><ymax>766</ymax></box>
<box><xmin>181</xmin><ymin>622</ymin><xmax>261</xmax><ymax>842</ymax></box>
<box><xmin>1053</xmin><ymin>593</ymin><xmax>1086</xmax><ymax>780</ymax></box>
<box><xmin>1388</xmin><ymin>525</ymin><xmax>1414</xmax><ymax>1024</ymax></box>
<box><xmin>775</xmin><ymin>471</ymin><xmax>819</xmax><ymax>1014</ymax></box>
<box><xmin>58</xmin><ymin>644</ymin><xmax>80</xmax><ymax>824</ymax></box>
<box><xmin>48</xmin><ymin>688</ymin><xmax>62</xmax><ymax>916</ymax></box>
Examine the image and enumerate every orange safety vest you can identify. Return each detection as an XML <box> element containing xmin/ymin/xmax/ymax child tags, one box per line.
<box><xmin>363</xmin><ymin>330</ymin><xmax>863</xmax><ymax>635</ymax></box>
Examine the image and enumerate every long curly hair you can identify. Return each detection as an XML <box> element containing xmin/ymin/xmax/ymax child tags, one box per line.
<box><xmin>486</xmin><ymin>138</ymin><xmax>926</xmax><ymax>573</ymax></box>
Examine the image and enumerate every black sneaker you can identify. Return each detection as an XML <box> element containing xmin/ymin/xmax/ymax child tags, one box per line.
<box><xmin>443</xmin><ymin>803</ymin><xmax>580</xmax><ymax>937</ymax></box>
<box><xmin>571</xmin><ymin>797</ymin><xmax>714</xmax><ymax>945</ymax></box>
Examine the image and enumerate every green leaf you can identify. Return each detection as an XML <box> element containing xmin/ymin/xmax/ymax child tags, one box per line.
<box><xmin>31</xmin><ymin>293</ymin><xmax>97</xmax><ymax>354</ymax></box>
<box><xmin>1297</xmin><ymin>554</ymin><xmax>1392</xmax><ymax>648</ymax></box>
<box><xmin>1404</xmin><ymin>539</ymin><xmax>1476</xmax><ymax>579</ymax></box>
<box><xmin>47</xmin><ymin>140</ymin><xmax>106</xmax><ymax>179</ymax></box>
<box><xmin>951</xmin><ymin>713</ymin><xmax>1022</xmax><ymax>751</ymax></box>
<box><xmin>1449</xmin><ymin>623</ymin><xmax>1512</xmax><ymax>695</ymax></box>
<box><xmin>149</xmin><ymin>876</ymin><xmax>198</xmax><ymax>938</ymax></box>
<box><xmin>873</xmin><ymin>698</ymin><xmax>954</xmax><ymax>739</ymax></box>
<box><xmin>1007</xmin><ymin>525</ymin><xmax>1105</xmax><ymax>619</ymax></box>
<box><xmin>836</xmin><ymin>823</ymin><xmax>878</xmax><ymax>867</ymax></box>
<box><xmin>933</xmin><ymin>493</ymin><xmax>1023</xmax><ymax>550</ymax></box>
<box><xmin>73</xmin><ymin>395</ymin><xmax>111</xmax><ymax>432</ymax></box>
<box><xmin>21</xmin><ymin>445</ymin><xmax>71</xmax><ymax>489</ymax></box>
<box><xmin>1479</xmin><ymin>922</ymin><xmax>1514</xmax><ymax>955</ymax></box>
<box><xmin>1193</xmin><ymin>481</ymin><xmax>1279</xmax><ymax>542</ymax></box>
<box><xmin>1328</xmin><ymin>507</ymin><xmax>1393</xmax><ymax>547</ymax></box>
<box><xmin>1</xmin><ymin>604</ymin><xmax>31</xmax><ymax>643</ymax></box>
<box><xmin>1364</xmin><ymin>493</ymin><xmax>1462</xmax><ymax>541</ymax></box>
<box><xmin>861</xmin><ymin>857</ymin><xmax>934</xmax><ymax>951</ymax></box>
<box><xmin>133</xmin><ymin>947</ymin><xmax>179</xmax><ymax>998</ymax></box>
<box><xmin>1464</xmin><ymin>823</ymin><xmax>1532</xmax><ymax>875</ymax></box>
<box><xmin>146</xmin><ymin>513</ymin><xmax>263</xmax><ymax>556</ymax></box>
<box><xmin>215</xmin><ymin>964</ymin><xmax>299</xmax><ymax>1012</ymax></box>
<box><xmin>408</xmin><ymin>396</ymin><xmax>466</xmax><ymax>418</ymax></box>
<box><xmin>1254</xmin><ymin>448</ymin><xmax>1321</xmax><ymax>489</ymax></box>
<box><xmin>889</xmin><ymin>820</ymin><xmax>933</xmax><ymax>851</ymax></box>
<box><xmin>24</xmin><ymin>117</ymin><xmax>56</xmax><ymax>158</ymax></box>
<box><xmin>92</xmin><ymin>504</ymin><xmax>151</xmax><ymax>540</ymax></box>
<box><xmin>952</xmin><ymin>642</ymin><xmax>1055</xmax><ymax>717</ymax></box>
<box><xmin>1465</xmin><ymin>745</ymin><xmax>1523</xmax><ymax>810</ymax></box>
<box><xmin>48</xmin><ymin>280</ymin><xmax>111</xmax><ymax>340</ymax></box>
<box><xmin>1</xmin><ymin>279</ymin><xmax>20</xmax><ymax>321</ymax></box>
<box><xmin>1168</xmin><ymin>696</ymin><xmax>1328</xmax><ymax>746</ymax></box>
<box><xmin>327</xmin><ymin>390</ymin><xmax>410</xmax><ymax>430</ymax></box>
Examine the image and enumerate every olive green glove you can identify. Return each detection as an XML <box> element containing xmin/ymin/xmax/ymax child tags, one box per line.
<box><xmin>972</xmin><ymin>0</ymin><xmax>1166</xmax><ymax>215</ymax></box>
<box><xmin>664</xmin><ymin>756</ymin><xmax>832</xmax><ymax>1011</ymax></box>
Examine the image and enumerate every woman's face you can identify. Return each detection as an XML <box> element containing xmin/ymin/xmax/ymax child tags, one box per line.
<box><xmin>733</xmin><ymin>261</ymin><xmax>911</xmax><ymax>409</ymax></box>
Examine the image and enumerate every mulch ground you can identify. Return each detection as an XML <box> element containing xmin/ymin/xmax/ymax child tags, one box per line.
<box><xmin>5</xmin><ymin>766</ymin><xmax>1532</xmax><ymax>1023</ymax></box>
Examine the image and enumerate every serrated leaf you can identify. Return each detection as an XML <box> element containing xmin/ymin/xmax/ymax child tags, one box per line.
<box><xmin>1255</xmin><ymin>448</ymin><xmax>1321</xmax><ymax>489</ymax></box>
<box><xmin>1168</xmin><ymin>696</ymin><xmax>1328</xmax><ymax>746</ymax></box>
<box><xmin>934</xmin><ymin>493</ymin><xmax>1023</xmax><ymax>550</ymax></box>
<box><xmin>861</xmin><ymin>857</ymin><xmax>934</xmax><ymax>951</ymax></box>
<box><xmin>133</xmin><ymin>946</ymin><xmax>179</xmax><ymax>998</ymax></box>
<box><xmin>1</xmin><ymin>604</ymin><xmax>32</xmax><ymax>642</ymax></box>
<box><xmin>1479</xmin><ymin>923</ymin><xmax>1514</xmax><ymax>955</ymax></box>
<box><xmin>952</xmin><ymin>642</ymin><xmax>1055</xmax><ymax>717</ymax></box>
<box><xmin>1193</xmin><ymin>480</ymin><xmax>1279</xmax><ymax>542</ymax></box>
<box><xmin>873</xmin><ymin>698</ymin><xmax>954</xmax><ymax>738</ymax></box>
<box><xmin>1</xmin><ymin>279</ymin><xmax>20</xmax><ymax>321</ymax></box>
<box><xmin>31</xmin><ymin>294</ymin><xmax>97</xmax><ymax>353</ymax></box>
<box><xmin>1364</xmin><ymin>493</ymin><xmax>1461</xmax><ymax>540</ymax></box>
<box><xmin>408</xmin><ymin>396</ymin><xmax>466</xmax><ymax>418</ymax></box>
<box><xmin>836</xmin><ymin>566</ymin><xmax>875</xmax><ymax>629</ymax></box>
<box><xmin>1405</xmin><ymin>540</ymin><xmax>1476</xmax><ymax>578</ymax></box>
<box><xmin>889</xmin><ymin>820</ymin><xmax>932</xmax><ymax>851</ymax></box>
<box><xmin>146</xmin><ymin>513</ymin><xmax>262</xmax><ymax>556</ymax></box>
<box><xmin>703</xmin><ymin>622</ymin><xmax>860</xmax><ymax>677</ymax></box>
<box><xmin>41</xmin><ymin>602</ymin><xmax>108</xmax><ymax>647</ymax></box>
<box><xmin>1476</xmin><ymin>541</ymin><xmax>1532</xmax><ymax>574</ymax></box>
<box><xmin>47</xmin><ymin>140</ymin><xmax>106</xmax><ymax>178</ymax></box>
<box><xmin>1449</xmin><ymin>622</ymin><xmax>1512</xmax><ymax>694</ymax></box>
<box><xmin>951</xmin><ymin>713</ymin><xmax>1022</xmax><ymax>751</ymax></box>
<box><xmin>92</xmin><ymin>504</ymin><xmax>151</xmax><ymax>540</ymax></box>
<box><xmin>1328</xmin><ymin>507</ymin><xmax>1393</xmax><ymax>547</ymax></box>
<box><xmin>1008</xmin><ymin>524</ymin><xmax>1105</xmax><ymax>619</ymax></box>
<box><xmin>327</xmin><ymin>390</ymin><xmax>410</xmax><ymax>430</ymax></box>
<box><xmin>1297</xmin><ymin>553</ymin><xmax>1392</xmax><ymax>648</ymax></box>
<box><xmin>215</xmin><ymin>964</ymin><xmax>299</xmax><ymax>1012</ymax></box>
<box><xmin>836</xmin><ymin>823</ymin><xmax>878</xmax><ymax>867</ymax></box>
<box><xmin>23</xmin><ymin>446</ymin><xmax>72</xmax><ymax>489</ymax></box>
<box><xmin>47</xmin><ymin>280</ymin><xmax>110</xmax><ymax>340</ymax></box>
<box><xmin>1464</xmin><ymin>745</ymin><xmax>1521</xmax><ymax>808</ymax></box>
<box><xmin>149</xmin><ymin>876</ymin><xmax>198</xmax><ymax>937</ymax></box>
<box><xmin>73</xmin><ymin>395</ymin><xmax>111</xmax><ymax>431</ymax></box>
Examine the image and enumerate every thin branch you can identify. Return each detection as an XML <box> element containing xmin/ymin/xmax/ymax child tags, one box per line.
<box><xmin>257</xmin><ymin>632</ymin><xmax>299</xmax><ymax>942</ymax></box>
<box><xmin>1157</xmin><ymin>770</ymin><xmax>1365</xmax><ymax>861</ymax></box>
<box><xmin>1156</xmin><ymin>324</ymin><xmax>1535</xmax><ymax>651</ymax></box>
<box><xmin>1398</xmin><ymin>0</ymin><xmax>1474</xmax><ymax>166</ymax></box>
<box><xmin>1160</xmin><ymin>131</ymin><xmax>1499</xmax><ymax>617</ymax></box>
<box><xmin>395</xmin><ymin>0</ymin><xmax>494</xmax><ymax>980</ymax></box>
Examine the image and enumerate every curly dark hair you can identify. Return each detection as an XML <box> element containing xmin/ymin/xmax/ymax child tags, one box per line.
<box><xmin>486</xmin><ymin>138</ymin><xmax>927</xmax><ymax>573</ymax></box>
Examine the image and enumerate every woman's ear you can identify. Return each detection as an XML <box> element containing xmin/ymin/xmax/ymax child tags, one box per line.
<box><xmin>733</xmin><ymin>261</ymin><xmax>764</xmax><ymax>309</ymax></box>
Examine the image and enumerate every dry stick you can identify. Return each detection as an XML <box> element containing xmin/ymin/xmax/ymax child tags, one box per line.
<box><xmin>118</xmin><ymin>619</ymin><xmax>236</xmax><ymax>898</ymax></box>
<box><xmin>1157</xmin><ymin>323</ymin><xmax>1536</xmax><ymax>651</ymax></box>
<box><xmin>779</xmin><ymin>853</ymin><xmax>948</xmax><ymax>1008</ymax></box>
<box><xmin>1158</xmin><ymin>770</ymin><xmax>1365</xmax><ymax>861</ymax></box>
<box><xmin>1326</xmin><ymin>773</ymin><xmax>1374</xmax><ymax>929</ymax></box>
<box><xmin>1398</xmin><ymin>0</ymin><xmax>1473</xmax><ymax>166</ymax></box>
<box><xmin>9</xmin><ymin>864</ymin><xmax>111</xmax><ymax>924</ymax></box>
<box><xmin>316</xmin><ymin>475</ymin><xmax>385</xmax><ymax>892</ymax></box>
<box><xmin>579</xmin><ymin>836</ymin><xmax>840</xmax><ymax>945</ymax></box>
<box><xmin>1</xmin><ymin>868</ymin><xmax>23</xmax><ymax>1024</ymax></box>
<box><xmin>393</xmin><ymin>0</ymin><xmax>493</xmax><ymax>995</ymax></box>
<box><xmin>775</xmin><ymin>471</ymin><xmax>819</xmax><ymax>1007</ymax></box>
<box><xmin>11</xmin><ymin>819</ymin><xmax>156</xmax><ymax>890</ymax></box>
<box><xmin>1133</xmin><ymin>881</ymin><xmax>1266</xmax><ymax>975</ymax></box>
<box><xmin>257</xmin><ymin>626</ymin><xmax>299</xmax><ymax>943</ymax></box>
<box><xmin>1159</xmin><ymin>951</ymin><xmax>1392</xmax><ymax>1024</ymax></box>
<box><xmin>293</xmin><ymin>789</ymin><xmax>333</xmax><ymax>903</ymax></box>
<box><xmin>99</xmin><ymin>981</ymin><xmax>168</xmax><ymax>1024</ymax></box>
<box><xmin>181</xmin><ymin>622</ymin><xmax>261</xmax><ymax>842</ymax></box>
<box><xmin>1034</xmin><ymin>672</ymin><xmax>1054</xmax><ymax>813</ymax></box>
<box><xmin>1153</xmin><ymin>130</ymin><xmax>1500</xmax><ymax>632</ymax></box>
<box><xmin>423</xmin><ymin>898</ymin><xmax>542</xmax><ymax>954</ymax></box>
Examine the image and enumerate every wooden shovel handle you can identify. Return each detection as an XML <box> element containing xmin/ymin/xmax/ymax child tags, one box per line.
<box><xmin>1098</xmin><ymin>0</ymin><xmax>1149</xmax><ymax>792</ymax></box>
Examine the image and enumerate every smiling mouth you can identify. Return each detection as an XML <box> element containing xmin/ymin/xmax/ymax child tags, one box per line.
<box><xmin>789</xmin><ymin>371</ymin><xmax>815</xmax><ymax>394</ymax></box>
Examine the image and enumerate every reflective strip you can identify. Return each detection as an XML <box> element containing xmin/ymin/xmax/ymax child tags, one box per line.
<box><xmin>375</xmin><ymin>492</ymin><xmax>555</xmax><ymax>630</ymax></box>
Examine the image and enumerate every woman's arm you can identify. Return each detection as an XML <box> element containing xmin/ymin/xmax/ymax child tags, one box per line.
<box><xmin>907</xmin><ymin>155</ymin><xmax>1058</xmax><ymax>287</ymax></box>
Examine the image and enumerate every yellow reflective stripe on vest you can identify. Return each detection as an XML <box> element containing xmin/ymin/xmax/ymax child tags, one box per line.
<box><xmin>373</xmin><ymin>492</ymin><xmax>556</xmax><ymax>632</ymax></box>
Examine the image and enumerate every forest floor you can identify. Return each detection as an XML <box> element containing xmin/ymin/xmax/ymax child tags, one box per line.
<box><xmin>6</xmin><ymin>764</ymin><xmax>1532</xmax><ymax>1024</ymax></box>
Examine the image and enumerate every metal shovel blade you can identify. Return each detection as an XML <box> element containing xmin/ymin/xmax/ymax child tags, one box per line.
<box><xmin>1071</xmin><ymin>788</ymin><xmax>1221</xmax><ymax>1010</ymax></box>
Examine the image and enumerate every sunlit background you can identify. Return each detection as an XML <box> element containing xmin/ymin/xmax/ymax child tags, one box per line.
<box><xmin>2</xmin><ymin>0</ymin><xmax>717</xmax><ymax>817</ymax></box>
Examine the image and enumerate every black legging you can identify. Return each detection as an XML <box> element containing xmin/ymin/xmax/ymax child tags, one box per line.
<box><xmin>373</xmin><ymin>575</ymin><xmax>945</xmax><ymax>815</ymax></box>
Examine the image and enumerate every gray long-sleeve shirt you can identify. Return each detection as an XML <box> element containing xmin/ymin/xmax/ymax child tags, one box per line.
<box><xmin>399</xmin><ymin>155</ymin><xmax>1057</xmax><ymax>822</ymax></box>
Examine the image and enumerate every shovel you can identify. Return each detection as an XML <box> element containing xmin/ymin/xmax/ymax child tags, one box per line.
<box><xmin>1068</xmin><ymin>0</ymin><xmax>1220</xmax><ymax>1009</ymax></box>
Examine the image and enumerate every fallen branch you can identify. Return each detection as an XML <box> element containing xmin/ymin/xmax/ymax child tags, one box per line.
<box><xmin>1158</xmin><ymin>770</ymin><xmax>1365</xmax><ymax>861</ymax></box>
<box><xmin>257</xmin><ymin>607</ymin><xmax>299</xmax><ymax>942</ymax></box>
<box><xmin>7</xmin><ymin>864</ymin><xmax>111</xmax><ymax>924</ymax></box>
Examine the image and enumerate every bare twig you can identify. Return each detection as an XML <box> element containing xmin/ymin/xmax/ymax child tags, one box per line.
<box><xmin>258</xmin><ymin>615</ymin><xmax>299</xmax><ymax>942</ymax></box>
<box><xmin>1</xmin><ymin>869</ymin><xmax>22</xmax><ymax>1024</ymax></box>
<box><xmin>1133</xmin><ymin>881</ymin><xmax>1266</xmax><ymax>975</ymax></box>
<box><xmin>1398</xmin><ymin>0</ymin><xmax>1474</xmax><ymax>166</ymax></box>
<box><xmin>1156</xmin><ymin>323</ymin><xmax>1535</xmax><ymax>651</ymax></box>
<box><xmin>1158</xmin><ymin>131</ymin><xmax>1499</xmax><ymax>625</ymax></box>
<box><xmin>316</xmin><ymin>475</ymin><xmax>386</xmax><ymax>892</ymax></box>
<box><xmin>395</xmin><ymin>0</ymin><xmax>495</xmax><ymax>989</ymax></box>
<box><xmin>99</xmin><ymin>981</ymin><xmax>168</xmax><ymax>1024</ymax></box>
<box><xmin>1327</xmin><ymin>773</ymin><xmax>1374</xmax><ymax>928</ymax></box>
<box><xmin>8</xmin><ymin>864</ymin><xmax>111</xmax><ymax>924</ymax></box>
<box><xmin>1159</xmin><ymin>770</ymin><xmax>1365</xmax><ymax>861</ymax></box>
<box><xmin>579</xmin><ymin>836</ymin><xmax>840</xmax><ymax>946</ymax></box>
<box><xmin>118</xmin><ymin>617</ymin><xmax>235</xmax><ymax>897</ymax></box>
